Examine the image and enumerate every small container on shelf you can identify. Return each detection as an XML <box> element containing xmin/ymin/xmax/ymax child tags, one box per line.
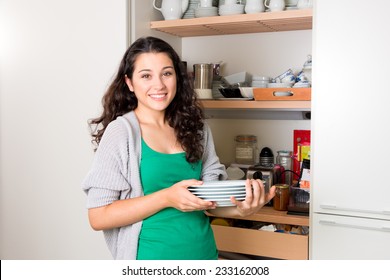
<box><xmin>287</xmin><ymin>185</ymin><xmax>310</xmax><ymax>213</ymax></box>
<box><xmin>235</xmin><ymin>134</ymin><xmax>258</xmax><ymax>164</ymax></box>
<box><xmin>273</xmin><ymin>184</ymin><xmax>290</xmax><ymax>211</ymax></box>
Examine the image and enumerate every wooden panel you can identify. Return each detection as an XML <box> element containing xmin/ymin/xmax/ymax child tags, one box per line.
<box><xmin>212</xmin><ymin>225</ymin><xmax>309</xmax><ymax>260</ymax></box>
<box><xmin>254</xmin><ymin>88</ymin><xmax>311</xmax><ymax>101</ymax></box>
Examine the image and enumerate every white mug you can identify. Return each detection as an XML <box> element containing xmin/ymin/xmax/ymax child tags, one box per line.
<box><xmin>153</xmin><ymin>0</ymin><xmax>189</xmax><ymax>20</ymax></box>
<box><xmin>264</xmin><ymin>0</ymin><xmax>285</xmax><ymax>12</ymax></box>
<box><xmin>199</xmin><ymin>0</ymin><xmax>213</xmax><ymax>7</ymax></box>
<box><xmin>245</xmin><ymin>0</ymin><xmax>265</xmax><ymax>13</ymax></box>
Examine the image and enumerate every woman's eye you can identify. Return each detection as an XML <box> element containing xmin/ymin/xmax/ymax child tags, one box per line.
<box><xmin>163</xmin><ymin>71</ymin><xmax>173</xmax><ymax>77</ymax></box>
<box><xmin>141</xmin><ymin>74</ymin><xmax>151</xmax><ymax>79</ymax></box>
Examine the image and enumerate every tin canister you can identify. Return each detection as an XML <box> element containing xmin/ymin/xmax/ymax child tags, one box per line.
<box><xmin>273</xmin><ymin>184</ymin><xmax>290</xmax><ymax>211</ymax></box>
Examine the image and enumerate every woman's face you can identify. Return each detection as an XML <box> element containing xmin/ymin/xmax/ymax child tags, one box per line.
<box><xmin>125</xmin><ymin>52</ymin><xmax>177</xmax><ymax>114</ymax></box>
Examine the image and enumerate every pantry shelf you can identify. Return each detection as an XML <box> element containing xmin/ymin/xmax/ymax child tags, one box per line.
<box><xmin>150</xmin><ymin>9</ymin><xmax>312</xmax><ymax>37</ymax></box>
<box><xmin>208</xmin><ymin>206</ymin><xmax>309</xmax><ymax>227</ymax></box>
<box><xmin>200</xmin><ymin>100</ymin><xmax>311</xmax><ymax>110</ymax></box>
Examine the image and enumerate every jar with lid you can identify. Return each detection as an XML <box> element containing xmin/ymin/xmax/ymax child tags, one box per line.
<box><xmin>259</xmin><ymin>147</ymin><xmax>274</xmax><ymax>167</ymax></box>
<box><xmin>273</xmin><ymin>184</ymin><xmax>290</xmax><ymax>211</ymax></box>
<box><xmin>276</xmin><ymin>150</ymin><xmax>293</xmax><ymax>186</ymax></box>
<box><xmin>235</xmin><ymin>135</ymin><xmax>257</xmax><ymax>164</ymax></box>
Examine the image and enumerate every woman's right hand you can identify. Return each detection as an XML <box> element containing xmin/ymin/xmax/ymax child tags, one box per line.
<box><xmin>162</xmin><ymin>179</ymin><xmax>217</xmax><ymax>212</ymax></box>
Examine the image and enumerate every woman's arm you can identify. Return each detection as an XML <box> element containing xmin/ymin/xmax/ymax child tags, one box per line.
<box><xmin>88</xmin><ymin>179</ymin><xmax>216</xmax><ymax>231</ymax></box>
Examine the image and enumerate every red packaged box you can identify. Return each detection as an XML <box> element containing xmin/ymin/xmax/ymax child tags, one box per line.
<box><xmin>293</xmin><ymin>130</ymin><xmax>311</xmax><ymax>181</ymax></box>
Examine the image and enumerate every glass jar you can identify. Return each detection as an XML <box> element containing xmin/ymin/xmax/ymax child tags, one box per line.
<box><xmin>235</xmin><ymin>135</ymin><xmax>257</xmax><ymax>164</ymax></box>
<box><xmin>276</xmin><ymin>150</ymin><xmax>293</xmax><ymax>186</ymax></box>
<box><xmin>273</xmin><ymin>184</ymin><xmax>290</xmax><ymax>211</ymax></box>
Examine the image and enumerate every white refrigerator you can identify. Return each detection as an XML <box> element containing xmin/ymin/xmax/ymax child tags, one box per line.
<box><xmin>310</xmin><ymin>0</ymin><xmax>390</xmax><ymax>259</ymax></box>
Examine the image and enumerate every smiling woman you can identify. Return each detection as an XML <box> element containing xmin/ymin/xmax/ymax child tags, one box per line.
<box><xmin>81</xmin><ymin>36</ymin><xmax>274</xmax><ymax>260</ymax></box>
<box><xmin>82</xmin><ymin>36</ymin><xmax>227</xmax><ymax>260</ymax></box>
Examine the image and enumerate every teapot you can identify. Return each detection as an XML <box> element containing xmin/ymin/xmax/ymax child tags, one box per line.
<box><xmin>264</xmin><ymin>0</ymin><xmax>285</xmax><ymax>12</ymax></box>
<box><xmin>153</xmin><ymin>0</ymin><xmax>189</xmax><ymax>20</ymax></box>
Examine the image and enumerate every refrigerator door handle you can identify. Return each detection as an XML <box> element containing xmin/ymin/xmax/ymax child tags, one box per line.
<box><xmin>320</xmin><ymin>204</ymin><xmax>390</xmax><ymax>216</ymax></box>
<box><xmin>319</xmin><ymin>219</ymin><xmax>390</xmax><ymax>232</ymax></box>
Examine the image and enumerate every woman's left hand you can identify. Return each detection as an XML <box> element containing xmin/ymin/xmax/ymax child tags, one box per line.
<box><xmin>231</xmin><ymin>179</ymin><xmax>276</xmax><ymax>217</ymax></box>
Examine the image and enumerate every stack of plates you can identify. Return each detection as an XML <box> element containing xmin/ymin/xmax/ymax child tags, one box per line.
<box><xmin>189</xmin><ymin>180</ymin><xmax>247</xmax><ymax>207</ymax></box>
<box><xmin>183</xmin><ymin>0</ymin><xmax>200</xmax><ymax>19</ymax></box>
<box><xmin>195</xmin><ymin>6</ymin><xmax>218</xmax><ymax>18</ymax></box>
<box><xmin>218</xmin><ymin>4</ymin><xmax>245</xmax><ymax>16</ymax></box>
<box><xmin>285</xmin><ymin>0</ymin><xmax>299</xmax><ymax>10</ymax></box>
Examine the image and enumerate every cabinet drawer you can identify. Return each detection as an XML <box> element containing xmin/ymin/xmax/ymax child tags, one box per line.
<box><xmin>212</xmin><ymin>225</ymin><xmax>308</xmax><ymax>260</ymax></box>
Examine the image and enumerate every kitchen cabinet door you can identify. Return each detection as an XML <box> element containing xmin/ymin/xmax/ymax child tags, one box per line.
<box><xmin>311</xmin><ymin>214</ymin><xmax>390</xmax><ymax>260</ymax></box>
<box><xmin>311</xmin><ymin>0</ymin><xmax>390</xmax><ymax>222</ymax></box>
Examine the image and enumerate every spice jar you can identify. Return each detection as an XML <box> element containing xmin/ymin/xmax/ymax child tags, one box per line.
<box><xmin>235</xmin><ymin>135</ymin><xmax>257</xmax><ymax>164</ymax></box>
<box><xmin>273</xmin><ymin>184</ymin><xmax>290</xmax><ymax>211</ymax></box>
<box><xmin>276</xmin><ymin>150</ymin><xmax>293</xmax><ymax>186</ymax></box>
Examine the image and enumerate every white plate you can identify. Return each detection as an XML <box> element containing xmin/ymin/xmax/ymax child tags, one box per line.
<box><xmin>189</xmin><ymin>186</ymin><xmax>246</xmax><ymax>191</ymax></box>
<box><xmin>195</xmin><ymin>193</ymin><xmax>246</xmax><ymax>198</ymax></box>
<box><xmin>201</xmin><ymin>196</ymin><xmax>245</xmax><ymax>201</ymax></box>
<box><xmin>215</xmin><ymin>201</ymin><xmax>240</xmax><ymax>207</ymax></box>
<box><xmin>190</xmin><ymin>190</ymin><xmax>246</xmax><ymax>195</ymax></box>
<box><xmin>190</xmin><ymin>180</ymin><xmax>246</xmax><ymax>188</ymax></box>
<box><xmin>199</xmin><ymin>196</ymin><xmax>245</xmax><ymax>201</ymax></box>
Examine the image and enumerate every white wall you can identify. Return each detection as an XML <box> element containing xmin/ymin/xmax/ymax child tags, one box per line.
<box><xmin>0</xmin><ymin>0</ymin><xmax>128</xmax><ymax>259</ymax></box>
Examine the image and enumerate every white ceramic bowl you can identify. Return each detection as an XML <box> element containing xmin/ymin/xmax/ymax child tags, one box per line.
<box><xmin>219</xmin><ymin>4</ymin><xmax>244</xmax><ymax>15</ymax></box>
<box><xmin>223</xmin><ymin>71</ymin><xmax>252</xmax><ymax>85</ymax></box>
<box><xmin>219</xmin><ymin>4</ymin><xmax>244</xmax><ymax>11</ymax></box>
<box><xmin>252</xmin><ymin>75</ymin><xmax>270</xmax><ymax>81</ymax></box>
<box><xmin>226</xmin><ymin>166</ymin><xmax>246</xmax><ymax>180</ymax></box>
<box><xmin>251</xmin><ymin>81</ymin><xmax>268</xmax><ymax>88</ymax></box>
<box><xmin>239</xmin><ymin>87</ymin><xmax>254</xmax><ymax>98</ymax></box>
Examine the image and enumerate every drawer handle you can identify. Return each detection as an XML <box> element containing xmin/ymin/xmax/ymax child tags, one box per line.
<box><xmin>319</xmin><ymin>220</ymin><xmax>390</xmax><ymax>232</ymax></box>
<box><xmin>320</xmin><ymin>204</ymin><xmax>390</xmax><ymax>216</ymax></box>
<box><xmin>273</xmin><ymin>91</ymin><xmax>293</xmax><ymax>97</ymax></box>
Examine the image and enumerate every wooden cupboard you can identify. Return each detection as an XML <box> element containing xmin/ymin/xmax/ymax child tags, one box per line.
<box><xmin>148</xmin><ymin>5</ymin><xmax>312</xmax><ymax>260</ymax></box>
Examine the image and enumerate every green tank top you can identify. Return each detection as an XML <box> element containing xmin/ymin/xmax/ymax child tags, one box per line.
<box><xmin>137</xmin><ymin>138</ymin><xmax>218</xmax><ymax>260</ymax></box>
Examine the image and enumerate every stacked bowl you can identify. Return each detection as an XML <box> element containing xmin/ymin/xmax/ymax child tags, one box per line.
<box><xmin>218</xmin><ymin>4</ymin><xmax>245</xmax><ymax>16</ymax></box>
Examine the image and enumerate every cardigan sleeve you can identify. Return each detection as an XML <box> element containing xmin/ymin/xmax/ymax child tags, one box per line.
<box><xmin>201</xmin><ymin>123</ymin><xmax>228</xmax><ymax>182</ymax></box>
<box><xmin>82</xmin><ymin>119</ymin><xmax>131</xmax><ymax>209</ymax></box>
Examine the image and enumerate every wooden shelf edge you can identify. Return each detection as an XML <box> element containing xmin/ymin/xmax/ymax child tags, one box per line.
<box><xmin>207</xmin><ymin>206</ymin><xmax>309</xmax><ymax>226</ymax></box>
<box><xmin>200</xmin><ymin>100</ymin><xmax>311</xmax><ymax>110</ymax></box>
<box><xmin>151</xmin><ymin>9</ymin><xmax>313</xmax><ymax>37</ymax></box>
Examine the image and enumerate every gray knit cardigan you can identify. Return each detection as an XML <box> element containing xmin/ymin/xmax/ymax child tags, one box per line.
<box><xmin>82</xmin><ymin>111</ymin><xmax>227</xmax><ymax>259</ymax></box>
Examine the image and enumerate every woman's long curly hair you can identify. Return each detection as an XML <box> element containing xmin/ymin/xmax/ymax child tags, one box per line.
<box><xmin>89</xmin><ymin>36</ymin><xmax>205</xmax><ymax>163</ymax></box>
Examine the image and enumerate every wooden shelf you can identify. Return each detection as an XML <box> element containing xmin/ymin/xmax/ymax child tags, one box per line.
<box><xmin>200</xmin><ymin>100</ymin><xmax>311</xmax><ymax>110</ymax></box>
<box><xmin>150</xmin><ymin>9</ymin><xmax>312</xmax><ymax>37</ymax></box>
<box><xmin>208</xmin><ymin>206</ymin><xmax>309</xmax><ymax>226</ymax></box>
